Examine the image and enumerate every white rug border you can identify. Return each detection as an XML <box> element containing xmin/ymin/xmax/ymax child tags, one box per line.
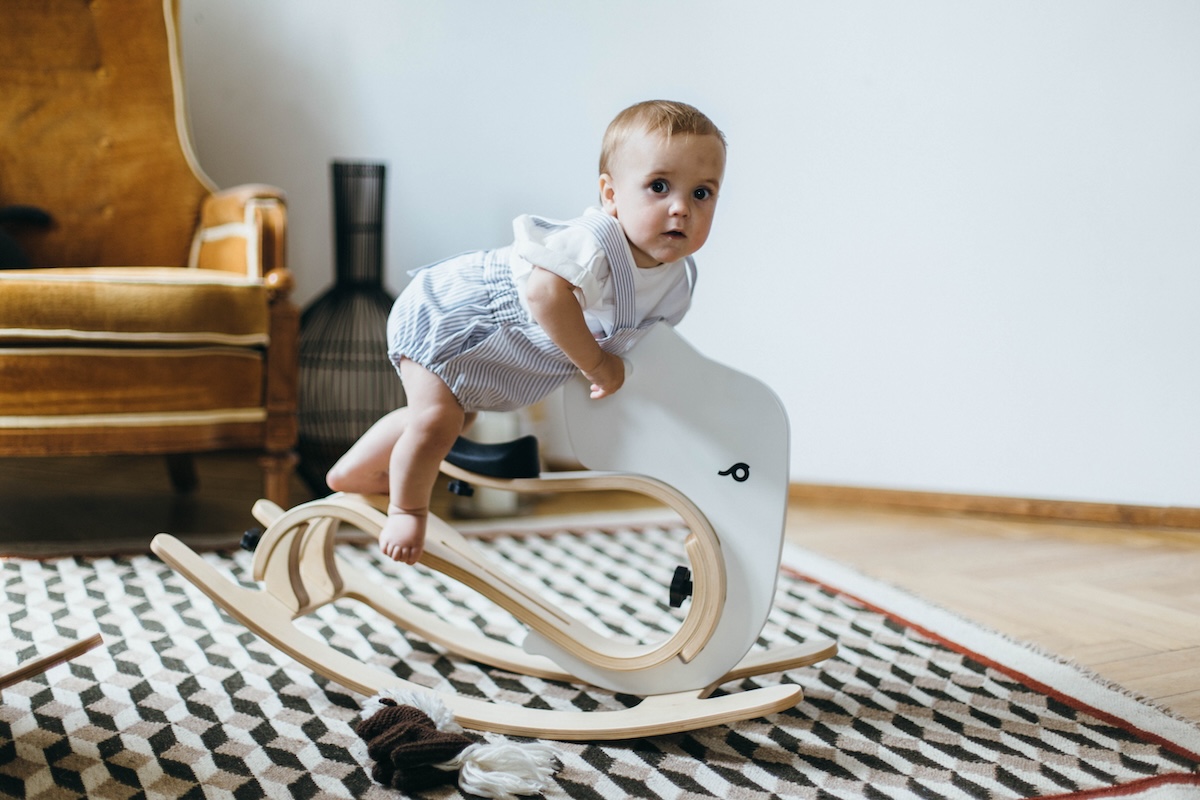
<box><xmin>782</xmin><ymin>541</ymin><xmax>1200</xmax><ymax>761</ymax></box>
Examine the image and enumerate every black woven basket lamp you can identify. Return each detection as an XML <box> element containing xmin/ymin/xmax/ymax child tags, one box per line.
<box><xmin>297</xmin><ymin>162</ymin><xmax>406</xmax><ymax>494</ymax></box>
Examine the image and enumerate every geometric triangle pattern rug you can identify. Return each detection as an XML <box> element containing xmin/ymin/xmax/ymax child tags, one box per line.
<box><xmin>2</xmin><ymin>518</ymin><xmax>1199</xmax><ymax>799</ymax></box>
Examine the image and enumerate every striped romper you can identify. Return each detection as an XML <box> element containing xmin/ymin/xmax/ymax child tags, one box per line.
<box><xmin>386</xmin><ymin>210</ymin><xmax>695</xmax><ymax>413</ymax></box>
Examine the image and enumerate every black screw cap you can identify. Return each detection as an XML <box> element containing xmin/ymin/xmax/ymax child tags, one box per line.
<box><xmin>669</xmin><ymin>565</ymin><xmax>694</xmax><ymax>608</ymax></box>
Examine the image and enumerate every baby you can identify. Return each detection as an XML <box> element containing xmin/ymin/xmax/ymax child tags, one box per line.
<box><xmin>326</xmin><ymin>99</ymin><xmax>727</xmax><ymax>564</ymax></box>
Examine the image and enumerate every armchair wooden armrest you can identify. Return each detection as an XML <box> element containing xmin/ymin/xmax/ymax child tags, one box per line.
<box><xmin>192</xmin><ymin>185</ymin><xmax>290</xmax><ymax>294</ymax></box>
<box><xmin>195</xmin><ymin>184</ymin><xmax>298</xmax><ymax>500</ymax></box>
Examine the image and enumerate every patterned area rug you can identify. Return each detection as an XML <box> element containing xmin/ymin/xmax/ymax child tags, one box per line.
<box><xmin>2</xmin><ymin>517</ymin><xmax>1199</xmax><ymax>799</ymax></box>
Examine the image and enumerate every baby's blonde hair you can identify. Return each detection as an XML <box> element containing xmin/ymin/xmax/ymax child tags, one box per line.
<box><xmin>599</xmin><ymin>100</ymin><xmax>726</xmax><ymax>175</ymax></box>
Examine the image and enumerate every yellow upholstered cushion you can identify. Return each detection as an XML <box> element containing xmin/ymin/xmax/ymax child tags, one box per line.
<box><xmin>0</xmin><ymin>267</ymin><xmax>268</xmax><ymax>346</ymax></box>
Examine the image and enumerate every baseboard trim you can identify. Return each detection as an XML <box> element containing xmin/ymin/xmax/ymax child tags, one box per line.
<box><xmin>789</xmin><ymin>483</ymin><xmax>1200</xmax><ymax>530</ymax></box>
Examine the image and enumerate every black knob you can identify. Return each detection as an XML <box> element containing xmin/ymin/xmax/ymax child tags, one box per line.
<box><xmin>240</xmin><ymin>527</ymin><xmax>264</xmax><ymax>551</ymax></box>
<box><xmin>669</xmin><ymin>565</ymin><xmax>694</xmax><ymax>608</ymax></box>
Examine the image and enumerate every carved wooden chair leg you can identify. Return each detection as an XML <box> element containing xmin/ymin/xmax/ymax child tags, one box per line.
<box><xmin>259</xmin><ymin>451</ymin><xmax>298</xmax><ymax>508</ymax></box>
<box><xmin>165</xmin><ymin>453</ymin><xmax>198</xmax><ymax>494</ymax></box>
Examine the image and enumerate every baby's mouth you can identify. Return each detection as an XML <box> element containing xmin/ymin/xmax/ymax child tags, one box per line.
<box><xmin>664</xmin><ymin>230</ymin><xmax>686</xmax><ymax>239</ymax></box>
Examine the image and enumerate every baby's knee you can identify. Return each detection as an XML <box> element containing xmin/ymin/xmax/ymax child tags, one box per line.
<box><xmin>324</xmin><ymin>464</ymin><xmax>349</xmax><ymax>492</ymax></box>
<box><xmin>325</xmin><ymin>459</ymin><xmax>366</xmax><ymax>493</ymax></box>
<box><xmin>410</xmin><ymin>403</ymin><xmax>465</xmax><ymax>446</ymax></box>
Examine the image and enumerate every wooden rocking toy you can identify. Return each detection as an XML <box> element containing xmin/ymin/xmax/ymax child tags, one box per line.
<box><xmin>152</xmin><ymin>324</ymin><xmax>836</xmax><ymax>741</ymax></box>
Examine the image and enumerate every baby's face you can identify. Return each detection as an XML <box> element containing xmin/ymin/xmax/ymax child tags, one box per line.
<box><xmin>600</xmin><ymin>130</ymin><xmax>725</xmax><ymax>268</ymax></box>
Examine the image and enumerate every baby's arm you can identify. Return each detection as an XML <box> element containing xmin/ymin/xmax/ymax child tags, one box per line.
<box><xmin>525</xmin><ymin>266</ymin><xmax>624</xmax><ymax>398</ymax></box>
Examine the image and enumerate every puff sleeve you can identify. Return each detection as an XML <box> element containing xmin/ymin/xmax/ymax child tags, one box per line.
<box><xmin>510</xmin><ymin>211</ymin><xmax>611</xmax><ymax>310</ymax></box>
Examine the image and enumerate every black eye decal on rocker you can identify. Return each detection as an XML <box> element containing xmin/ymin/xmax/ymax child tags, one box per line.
<box><xmin>718</xmin><ymin>463</ymin><xmax>750</xmax><ymax>482</ymax></box>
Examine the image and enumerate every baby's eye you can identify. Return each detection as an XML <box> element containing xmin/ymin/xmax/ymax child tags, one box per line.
<box><xmin>649</xmin><ymin>179</ymin><xmax>668</xmax><ymax>194</ymax></box>
<box><xmin>693</xmin><ymin>187</ymin><xmax>713</xmax><ymax>201</ymax></box>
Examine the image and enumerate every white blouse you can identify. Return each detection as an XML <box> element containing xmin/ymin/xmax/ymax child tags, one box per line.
<box><xmin>509</xmin><ymin>208</ymin><xmax>692</xmax><ymax>338</ymax></box>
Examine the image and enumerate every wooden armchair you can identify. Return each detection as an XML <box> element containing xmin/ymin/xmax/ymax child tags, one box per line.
<box><xmin>0</xmin><ymin>0</ymin><xmax>298</xmax><ymax>506</ymax></box>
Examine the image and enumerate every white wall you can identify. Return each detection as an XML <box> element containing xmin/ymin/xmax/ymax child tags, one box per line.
<box><xmin>180</xmin><ymin>1</ymin><xmax>1200</xmax><ymax>507</ymax></box>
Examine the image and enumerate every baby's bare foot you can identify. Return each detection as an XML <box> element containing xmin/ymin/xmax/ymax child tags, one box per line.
<box><xmin>380</xmin><ymin>506</ymin><xmax>427</xmax><ymax>564</ymax></box>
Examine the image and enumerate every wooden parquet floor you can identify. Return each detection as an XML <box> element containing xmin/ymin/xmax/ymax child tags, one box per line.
<box><xmin>2</xmin><ymin>454</ymin><xmax>1197</xmax><ymax>723</ymax></box>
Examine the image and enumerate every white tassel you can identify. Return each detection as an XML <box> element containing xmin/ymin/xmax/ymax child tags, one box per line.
<box><xmin>449</xmin><ymin>736</ymin><xmax>559</xmax><ymax>800</ymax></box>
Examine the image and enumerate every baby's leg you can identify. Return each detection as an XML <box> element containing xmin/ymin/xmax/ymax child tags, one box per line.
<box><xmin>325</xmin><ymin>407</ymin><xmax>411</xmax><ymax>495</ymax></box>
<box><xmin>327</xmin><ymin>406</ymin><xmax>476</xmax><ymax>495</ymax></box>
<box><xmin>377</xmin><ymin>359</ymin><xmax>468</xmax><ymax>564</ymax></box>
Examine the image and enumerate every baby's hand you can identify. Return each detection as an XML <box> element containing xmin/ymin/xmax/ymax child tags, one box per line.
<box><xmin>583</xmin><ymin>351</ymin><xmax>624</xmax><ymax>399</ymax></box>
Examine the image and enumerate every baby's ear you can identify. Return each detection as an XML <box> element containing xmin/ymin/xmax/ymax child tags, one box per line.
<box><xmin>598</xmin><ymin>173</ymin><xmax>618</xmax><ymax>215</ymax></box>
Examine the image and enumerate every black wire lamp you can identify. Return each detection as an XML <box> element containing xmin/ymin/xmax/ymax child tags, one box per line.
<box><xmin>297</xmin><ymin>161</ymin><xmax>406</xmax><ymax>494</ymax></box>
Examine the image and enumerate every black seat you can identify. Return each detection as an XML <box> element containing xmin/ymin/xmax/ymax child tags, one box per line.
<box><xmin>445</xmin><ymin>435</ymin><xmax>541</xmax><ymax>479</ymax></box>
